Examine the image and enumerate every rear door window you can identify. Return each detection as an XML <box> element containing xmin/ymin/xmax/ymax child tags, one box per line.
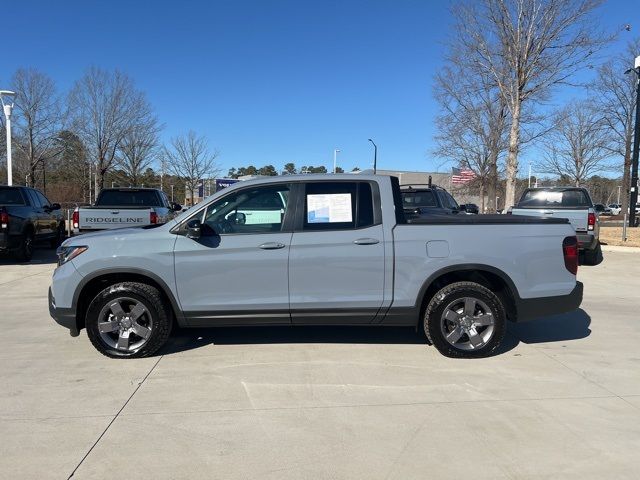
<box><xmin>302</xmin><ymin>182</ymin><xmax>375</xmax><ymax>231</ymax></box>
<box><xmin>402</xmin><ymin>190</ymin><xmax>437</xmax><ymax>208</ymax></box>
<box><xmin>27</xmin><ymin>189</ymin><xmax>41</xmax><ymax>207</ymax></box>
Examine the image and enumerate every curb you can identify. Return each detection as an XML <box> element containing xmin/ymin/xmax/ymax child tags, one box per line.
<box><xmin>601</xmin><ymin>245</ymin><xmax>640</xmax><ymax>253</ymax></box>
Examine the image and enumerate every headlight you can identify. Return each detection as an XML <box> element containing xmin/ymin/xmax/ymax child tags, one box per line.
<box><xmin>56</xmin><ymin>245</ymin><xmax>88</xmax><ymax>266</ymax></box>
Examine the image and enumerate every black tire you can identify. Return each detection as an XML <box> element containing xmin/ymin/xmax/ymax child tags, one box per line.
<box><xmin>15</xmin><ymin>230</ymin><xmax>34</xmax><ymax>262</ymax></box>
<box><xmin>423</xmin><ymin>281</ymin><xmax>506</xmax><ymax>358</ymax></box>
<box><xmin>50</xmin><ymin>223</ymin><xmax>65</xmax><ymax>248</ymax></box>
<box><xmin>583</xmin><ymin>242</ymin><xmax>603</xmax><ymax>266</ymax></box>
<box><xmin>85</xmin><ymin>282</ymin><xmax>173</xmax><ymax>359</ymax></box>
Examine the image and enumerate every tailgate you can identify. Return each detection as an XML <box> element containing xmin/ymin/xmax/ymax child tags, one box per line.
<box><xmin>512</xmin><ymin>208</ymin><xmax>588</xmax><ymax>232</ymax></box>
<box><xmin>78</xmin><ymin>207</ymin><xmax>152</xmax><ymax>230</ymax></box>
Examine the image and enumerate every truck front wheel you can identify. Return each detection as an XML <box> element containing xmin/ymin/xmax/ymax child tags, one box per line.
<box><xmin>85</xmin><ymin>282</ymin><xmax>173</xmax><ymax>359</ymax></box>
<box><xmin>423</xmin><ymin>281</ymin><xmax>506</xmax><ymax>358</ymax></box>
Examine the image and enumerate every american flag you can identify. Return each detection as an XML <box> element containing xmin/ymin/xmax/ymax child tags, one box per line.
<box><xmin>451</xmin><ymin>167</ymin><xmax>476</xmax><ymax>185</ymax></box>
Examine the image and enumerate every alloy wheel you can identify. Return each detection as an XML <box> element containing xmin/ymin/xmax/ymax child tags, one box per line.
<box><xmin>439</xmin><ymin>296</ymin><xmax>495</xmax><ymax>351</ymax></box>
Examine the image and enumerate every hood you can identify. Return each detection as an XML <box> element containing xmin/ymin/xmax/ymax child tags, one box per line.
<box><xmin>62</xmin><ymin>226</ymin><xmax>161</xmax><ymax>246</ymax></box>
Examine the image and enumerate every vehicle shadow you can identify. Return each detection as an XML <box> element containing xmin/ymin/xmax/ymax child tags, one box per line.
<box><xmin>159</xmin><ymin>309</ymin><xmax>591</xmax><ymax>357</ymax></box>
<box><xmin>508</xmin><ymin>308</ymin><xmax>591</xmax><ymax>344</ymax></box>
<box><xmin>159</xmin><ymin>325</ymin><xmax>426</xmax><ymax>355</ymax></box>
<box><xmin>0</xmin><ymin>247</ymin><xmax>58</xmax><ymax>266</ymax></box>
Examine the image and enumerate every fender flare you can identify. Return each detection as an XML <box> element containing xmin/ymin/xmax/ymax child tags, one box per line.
<box><xmin>72</xmin><ymin>267</ymin><xmax>186</xmax><ymax>327</ymax></box>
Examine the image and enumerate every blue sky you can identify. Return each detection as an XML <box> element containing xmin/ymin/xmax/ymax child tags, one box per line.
<box><xmin>2</xmin><ymin>0</ymin><xmax>638</xmax><ymax>175</ymax></box>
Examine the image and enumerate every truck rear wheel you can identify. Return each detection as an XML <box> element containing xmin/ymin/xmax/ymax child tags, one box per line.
<box><xmin>85</xmin><ymin>282</ymin><xmax>173</xmax><ymax>359</ymax></box>
<box><xmin>582</xmin><ymin>242</ymin><xmax>603</xmax><ymax>266</ymax></box>
<box><xmin>423</xmin><ymin>281</ymin><xmax>506</xmax><ymax>358</ymax></box>
<box><xmin>15</xmin><ymin>231</ymin><xmax>34</xmax><ymax>262</ymax></box>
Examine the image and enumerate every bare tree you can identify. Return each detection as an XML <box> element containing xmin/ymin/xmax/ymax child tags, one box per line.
<box><xmin>591</xmin><ymin>38</ymin><xmax>640</xmax><ymax>214</ymax></box>
<box><xmin>163</xmin><ymin>131</ymin><xmax>220</xmax><ymax>204</ymax></box>
<box><xmin>53</xmin><ymin>130</ymin><xmax>90</xmax><ymax>203</ymax></box>
<box><xmin>117</xmin><ymin>115</ymin><xmax>162</xmax><ymax>186</ymax></box>
<box><xmin>10</xmin><ymin>68</ymin><xmax>63</xmax><ymax>191</ymax></box>
<box><xmin>68</xmin><ymin>67</ymin><xmax>152</xmax><ymax>192</ymax></box>
<box><xmin>539</xmin><ymin>100</ymin><xmax>613</xmax><ymax>185</ymax></box>
<box><xmin>434</xmin><ymin>59</ymin><xmax>508</xmax><ymax>212</ymax></box>
<box><xmin>454</xmin><ymin>0</ymin><xmax>610</xmax><ymax>207</ymax></box>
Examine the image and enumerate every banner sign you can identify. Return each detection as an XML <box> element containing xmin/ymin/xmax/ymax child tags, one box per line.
<box><xmin>215</xmin><ymin>178</ymin><xmax>240</xmax><ymax>191</ymax></box>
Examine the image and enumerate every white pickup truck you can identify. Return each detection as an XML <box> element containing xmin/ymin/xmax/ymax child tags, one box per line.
<box><xmin>73</xmin><ymin>188</ymin><xmax>181</xmax><ymax>234</ymax></box>
<box><xmin>511</xmin><ymin>187</ymin><xmax>602</xmax><ymax>265</ymax></box>
<box><xmin>51</xmin><ymin>174</ymin><xmax>583</xmax><ymax>359</ymax></box>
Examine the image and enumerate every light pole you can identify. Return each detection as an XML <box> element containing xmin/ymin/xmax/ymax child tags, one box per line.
<box><xmin>0</xmin><ymin>90</ymin><xmax>16</xmax><ymax>186</ymax></box>
<box><xmin>170</xmin><ymin>184</ymin><xmax>174</xmax><ymax>202</ymax></box>
<box><xmin>618</xmin><ymin>185</ymin><xmax>622</xmax><ymax>205</ymax></box>
<box><xmin>625</xmin><ymin>56</ymin><xmax>640</xmax><ymax>227</ymax></box>
<box><xmin>368</xmin><ymin>139</ymin><xmax>377</xmax><ymax>174</ymax></box>
<box><xmin>528</xmin><ymin>163</ymin><xmax>532</xmax><ymax>188</ymax></box>
<box><xmin>333</xmin><ymin>149</ymin><xmax>341</xmax><ymax>173</ymax></box>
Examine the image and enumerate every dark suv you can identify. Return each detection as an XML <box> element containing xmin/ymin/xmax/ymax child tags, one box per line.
<box><xmin>0</xmin><ymin>186</ymin><xmax>65</xmax><ymax>261</ymax></box>
<box><xmin>400</xmin><ymin>183</ymin><xmax>462</xmax><ymax>217</ymax></box>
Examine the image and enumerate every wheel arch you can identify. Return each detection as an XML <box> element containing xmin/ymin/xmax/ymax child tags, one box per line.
<box><xmin>416</xmin><ymin>264</ymin><xmax>519</xmax><ymax>323</ymax></box>
<box><xmin>73</xmin><ymin>268</ymin><xmax>184</xmax><ymax>331</ymax></box>
<box><xmin>22</xmin><ymin>221</ymin><xmax>35</xmax><ymax>235</ymax></box>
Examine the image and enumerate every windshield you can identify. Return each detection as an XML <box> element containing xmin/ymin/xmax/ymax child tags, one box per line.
<box><xmin>518</xmin><ymin>189</ymin><xmax>592</xmax><ymax>208</ymax></box>
<box><xmin>96</xmin><ymin>190</ymin><xmax>160</xmax><ymax>207</ymax></box>
<box><xmin>402</xmin><ymin>191</ymin><xmax>437</xmax><ymax>208</ymax></box>
<box><xmin>0</xmin><ymin>188</ymin><xmax>26</xmax><ymax>205</ymax></box>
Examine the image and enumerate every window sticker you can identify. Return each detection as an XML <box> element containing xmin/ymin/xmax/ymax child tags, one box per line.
<box><xmin>534</xmin><ymin>191</ymin><xmax>562</xmax><ymax>203</ymax></box>
<box><xmin>307</xmin><ymin>193</ymin><xmax>352</xmax><ymax>223</ymax></box>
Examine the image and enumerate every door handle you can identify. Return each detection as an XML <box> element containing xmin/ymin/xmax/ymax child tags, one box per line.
<box><xmin>353</xmin><ymin>238</ymin><xmax>380</xmax><ymax>245</ymax></box>
<box><xmin>259</xmin><ymin>242</ymin><xmax>286</xmax><ymax>250</ymax></box>
<box><xmin>542</xmin><ymin>211</ymin><xmax>554</xmax><ymax>215</ymax></box>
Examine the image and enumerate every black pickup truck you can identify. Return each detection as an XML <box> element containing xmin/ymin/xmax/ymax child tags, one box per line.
<box><xmin>0</xmin><ymin>186</ymin><xmax>65</xmax><ymax>261</ymax></box>
<box><xmin>400</xmin><ymin>183</ymin><xmax>465</xmax><ymax>218</ymax></box>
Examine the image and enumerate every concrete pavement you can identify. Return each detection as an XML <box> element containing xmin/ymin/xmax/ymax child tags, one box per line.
<box><xmin>1</xmin><ymin>248</ymin><xmax>639</xmax><ymax>479</ymax></box>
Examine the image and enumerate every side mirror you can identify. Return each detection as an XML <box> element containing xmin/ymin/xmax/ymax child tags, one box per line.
<box><xmin>171</xmin><ymin>202</ymin><xmax>182</xmax><ymax>212</ymax></box>
<box><xmin>50</xmin><ymin>203</ymin><xmax>61</xmax><ymax>210</ymax></box>
<box><xmin>186</xmin><ymin>219</ymin><xmax>201</xmax><ymax>239</ymax></box>
<box><xmin>228</xmin><ymin>212</ymin><xmax>246</xmax><ymax>225</ymax></box>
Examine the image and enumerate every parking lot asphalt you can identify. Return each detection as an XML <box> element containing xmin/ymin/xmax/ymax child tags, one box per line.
<box><xmin>1</xmin><ymin>247</ymin><xmax>639</xmax><ymax>480</ymax></box>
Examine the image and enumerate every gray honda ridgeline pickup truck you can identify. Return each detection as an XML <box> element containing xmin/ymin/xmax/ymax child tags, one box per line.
<box><xmin>49</xmin><ymin>174</ymin><xmax>583</xmax><ymax>359</ymax></box>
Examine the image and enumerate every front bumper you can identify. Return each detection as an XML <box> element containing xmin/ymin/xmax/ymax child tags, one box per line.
<box><xmin>514</xmin><ymin>281</ymin><xmax>583</xmax><ymax>322</ymax></box>
<box><xmin>48</xmin><ymin>287</ymin><xmax>78</xmax><ymax>335</ymax></box>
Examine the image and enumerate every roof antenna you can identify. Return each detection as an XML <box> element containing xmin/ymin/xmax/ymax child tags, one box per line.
<box><xmin>428</xmin><ymin>175</ymin><xmax>432</xmax><ymax>188</ymax></box>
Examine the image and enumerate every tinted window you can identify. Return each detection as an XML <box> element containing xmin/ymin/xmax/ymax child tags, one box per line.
<box><xmin>27</xmin><ymin>189</ymin><xmax>41</xmax><ymax>207</ymax></box>
<box><xmin>357</xmin><ymin>183</ymin><xmax>374</xmax><ymax>228</ymax></box>
<box><xmin>519</xmin><ymin>189</ymin><xmax>591</xmax><ymax>208</ymax></box>
<box><xmin>437</xmin><ymin>191</ymin><xmax>451</xmax><ymax>209</ymax></box>
<box><xmin>303</xmin><ymin>182</ymin><xmax>374</xmax><ymax>231</ymax></box>
<box><xmin>445</xmin><ymin>192</ymin><xmax>459</xmax><ymax>209</ymax></box>
<box><xmin>203</xmin><ymin>185</ymin><xmax>289</xmax><ymax>234</ymax></box>
<box><xmin>35</xmin><ymin>190</ymin><xmax>50</xmax><ymax>207</ymax></box>
<box><xmin>0</xmin><ymin>188</ymin><xmax>26</xmax><ymax>205</ymax></box>
<box><xmin>401</xmin><ymin>190</ymin><xmax>437</xmax><ymax>208</ymax></box>
<box><xmin>96</xmin><ymin>190</ymin><xmax>161</xmax><ymax>207</ymax></box>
